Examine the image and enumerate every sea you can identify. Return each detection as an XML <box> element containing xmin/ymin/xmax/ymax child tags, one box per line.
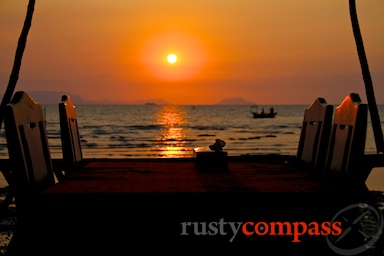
<box><xmin>0</xmin><ymin>104</ymin><xmax>383</xmax><ymax>254</ymax></box>
<box><xmin>0</xmin><ymin>104</ymin><xmax>383</xmax><ymax>159</ymax></box>
<box><xmin>0</xmin><ymin>104</ymin><xmax>383</xmax><ymax>191</ymax></box>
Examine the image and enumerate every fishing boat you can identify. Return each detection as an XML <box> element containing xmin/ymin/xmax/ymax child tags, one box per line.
<box><xmin>250</xmin><ymin>105</ymin><xmax>277</xmax><ymax>118</ymax></box>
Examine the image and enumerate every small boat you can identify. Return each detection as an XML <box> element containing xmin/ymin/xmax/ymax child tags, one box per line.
<box><xmin>250</xmin><ymin>105</ymin><xmax>277</xmax><ymax>118</ymax></box>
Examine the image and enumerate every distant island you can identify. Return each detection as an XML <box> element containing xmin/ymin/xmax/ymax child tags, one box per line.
<box><xmin>131</xmin><ymin>98</ymin><xmax>170</xmax><ymax>105</ymax></box>
<box><xmin>0</xmin><ymin>91</ymin><xmax>170</xmax><ymax>105</ymax></box>
<box><xmin>0</xmin><ymin>91</ymin><xmax>256</xmax><ymax>105</ymax></box>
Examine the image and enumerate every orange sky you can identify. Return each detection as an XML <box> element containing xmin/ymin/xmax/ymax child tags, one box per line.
<box><xmin>0</xmin><ymin>0</ymin><xmax>383</xmax><ymax>105</ymax></box>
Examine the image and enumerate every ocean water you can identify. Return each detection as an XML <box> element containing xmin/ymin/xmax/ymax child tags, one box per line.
<box><xmin>0</xmin><ymin>104</ymin><xmax>382</xmax><ymax>159</ymax></box>
<box><xmin>0</xmin><ymin>104</ymin><xmax>383</xmax><ymax>253</ymax></box>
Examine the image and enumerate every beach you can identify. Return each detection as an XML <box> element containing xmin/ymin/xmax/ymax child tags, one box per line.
<box><xmin>0</xmin><ymin>186</ymin><xmax>15</xmax><ymax>256</ymax></box>
<box><xmin>1</xmin><ymin>0</ymin><xmax>384</xmax><ymax>254</ymax></box>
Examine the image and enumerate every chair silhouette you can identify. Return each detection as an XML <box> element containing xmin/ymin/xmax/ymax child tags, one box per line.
<box><xmin>325</xmin><ymin>93</ymin><xmax>368</xmax><ymax>182</ymax></box>
<box><xmin>59</xmin><ymin>95</ymin><xmax>83</xmax><ymax>175</ymax></box>
<box><xmin>296</xmin><ymin>97</ymin><xmax>333</xmax><ymax>172</ymax></box>
<box><xmin>3</xmin><ymin>91</ymin><xmax>57</xmax><ymax>216</ymax></box>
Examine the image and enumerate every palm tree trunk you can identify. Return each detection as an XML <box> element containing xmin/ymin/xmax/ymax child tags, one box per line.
<box><xmin>349</xmin><ymin>0</ymin><xmax>384</xmax><ymax>153</ymax></box>
<box><xmin>0</xmin><ymin>0</ymin><xmax>36</xmax><ymax>202</ymax></box>
<box><xmin>0</xmin><ymin>0</ymin><xmax>36</xmax><ymax>129</ymax></box>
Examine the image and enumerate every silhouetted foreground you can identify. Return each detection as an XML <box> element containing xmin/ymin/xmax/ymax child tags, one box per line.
<box><xmin>2</xmin><ymin>92</ymin><xmax>383</xmax><ymax>255</ymax></box>
<box><xmin>4</xmin><ymin>156</ymin><xmax>383</xmax><ymax>256</ymax></box>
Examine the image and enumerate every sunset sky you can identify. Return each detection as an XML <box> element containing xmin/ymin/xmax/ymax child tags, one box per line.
<box><xmin>0</xmin><ymin>0</ymin><xmax>383</xmax><ymax>105</ymax></box>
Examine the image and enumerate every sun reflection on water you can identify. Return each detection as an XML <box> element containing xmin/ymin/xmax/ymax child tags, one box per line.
<box><xmin>155</xmin><ymin>105</ymin><xmax>191</xmax><ymax>158</ymax></box>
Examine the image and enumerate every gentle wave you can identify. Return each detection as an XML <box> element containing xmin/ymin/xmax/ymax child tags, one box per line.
<box><xmin>0</xmin><ymin>104</ymin><xmax>382</xmax><ymax>159</ymax></box>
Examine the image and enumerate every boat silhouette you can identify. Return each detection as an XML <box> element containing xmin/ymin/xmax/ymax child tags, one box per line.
<box><xmin>250</xmin><ymin>105</ymin><xmax>277</xmax><ymax>118</ymax></box>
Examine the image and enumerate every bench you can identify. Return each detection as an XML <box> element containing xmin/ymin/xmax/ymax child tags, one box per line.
<box><xmin>297</xmin><ymin>93</ymin><xmax>370</xmax><ymax>188</ymax></box>
<box><xmin>59</xmin><ymin>95</ymin><xmax>83</xmax><ymax>174</ymax></box>
<box><xmin>3</xmin><ymin>91</ymin><xmax>57</xmax><ymax>220</ymax></box>
<box><xmin>297</xmin><ymin>97</ymin><xmax>333</xmax><ymax>172</ymax></box>
<box><xmin>325</xmin><ymin>93</ymin><xmax>368</xmax><ymax>183</ymax></box>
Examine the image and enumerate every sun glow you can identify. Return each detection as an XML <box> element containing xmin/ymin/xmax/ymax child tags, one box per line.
<box><xmin>167</xmin><ymin>54</ymin><xmax>177</xmax><ymax>64</ymax></box>
<box><xmin>140</xmin><ymin>31</ymin><xmax>207</xmax><ymax>81</ymax></box>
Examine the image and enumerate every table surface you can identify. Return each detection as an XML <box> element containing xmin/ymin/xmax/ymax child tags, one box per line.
<box><xmin>44</xmin><ymin>157</ymin><xmax>342</xmax><ymax>193</ymax></box>
<box><xmin>8</xmin><ymin>157</ymin><xmax>375</xmax><ymax>256</ymax></box>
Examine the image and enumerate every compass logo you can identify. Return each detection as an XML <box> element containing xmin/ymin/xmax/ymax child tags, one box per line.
<box><xmin>327</xmin><ymin>203</ymin><xmax>383</xmax><ymax>255</ymax></box>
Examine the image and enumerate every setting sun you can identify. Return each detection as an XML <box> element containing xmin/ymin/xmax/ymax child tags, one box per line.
<box><xmin>167</xmin><ymin>54</ymin><xmax>177</xmax><ymax>64</ymax></box>
<box><xmin>139</xmin><ymin>30</ymin><xmax>207</xmax><ymax>82</ymax></box>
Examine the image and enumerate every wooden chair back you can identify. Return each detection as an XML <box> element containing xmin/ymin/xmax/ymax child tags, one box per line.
<box><xmin>4</xmin><ymin>91</ymin><xmax>55</xmax><ymax>195</ymax></box>
<box><xmin>297</xmin><ymin>98</ymin><xmax>333</xmax><ymax>171</ymax></box>
<box><xmin>325</xmin><ymin>93</ymin><xmax>368</xmax><ymax>181</ymax></box>
<box><xmin>59</xmin><ymin>95</ymin><xmax>83</xmax><ymax>174</ymax></box>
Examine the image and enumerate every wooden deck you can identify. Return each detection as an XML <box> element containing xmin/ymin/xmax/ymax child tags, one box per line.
<box><xmin>45</xmin><ymin>156</ymin><xmax>343</xmax><ymax>193</ymax></box>
<box><xmin>6</xmin><ymin>155</ymin><xmax>379</xmax><ymax>256</ymax></box>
